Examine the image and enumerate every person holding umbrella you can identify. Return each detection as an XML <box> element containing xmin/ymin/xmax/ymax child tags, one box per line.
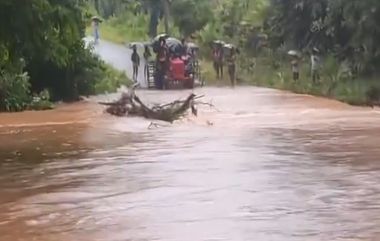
<box><xmin>311</xmin><ymin>47</ymin><xmax>321</xmax><ymax>83</ymax></box>
<box><xmin>212</xmin><ymin>41</ymin><xmax>224</xmax><ymax>80</ymax></box>
<box><xmin>91</xmin><ymin>16</ymin><xmax>102</xmax><ymax>45</ymax></box>
<box><xmin>156</xmin><ymin>37</ymin><xmax>169</xmax><ymax>89</ymax></box>
<box><xmin>225</xmin><ymin>44</ymin><xmax>238</xmax><ymax>86</ymax></box>
<box><xmin>288</xmin><ymin>50</ymin><xmax>301</xmax><ymax>81</ymax></box>
<box><xmin>143</xmin><ymin>45</ymin><xmax>152</xmax><ymax>81</ymax></box>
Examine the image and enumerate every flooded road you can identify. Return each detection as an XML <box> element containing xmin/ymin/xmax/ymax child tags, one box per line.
<box><xmin>1</xmin><ymin>41</ymin><xmax>380</xmax><ymax>241</ymax></box>
<box><xmin>1</xmin><ymin>87</ymin><xmax>380</xmax><ymax>241</ymax></box>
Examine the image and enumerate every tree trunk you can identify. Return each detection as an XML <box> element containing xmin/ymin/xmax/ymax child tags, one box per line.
<box><xmin>161</xmin><ymin>0</ymin><xmax>170</xmax><ymax>34</ymax></box>
<box><xmin>148</xmin><ymin>0</ymin><xmax>160</xmax><ymax>37</ymax></box>
<box><xmin>94</xmin><ymin>0</ymin><xmax>100</xmax><ymax>14</ymax></box>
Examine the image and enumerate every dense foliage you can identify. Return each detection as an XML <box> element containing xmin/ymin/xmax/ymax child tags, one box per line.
<box><xmin>265</xmin><ymin>0</ymin><xmax>380</xmax><ymax>76</ymax></box>
<box><xmin>89</xmin><ymin>0</ymin><xmax>212</xmax><ymax>39</ymax></box>
<box><xmin>170</xmin><ymin>0</ymin><xmax>213</xmax><ymax>38</ymax></box>
<box><xmin>0</xmin><ymin>0</ymin><xmax>128</xmax><ymax>112</ymax></box>
<box><xmin>28</xmin><ymin>0</ymin><xmax>380</xmax><ymax>106</ymax></box>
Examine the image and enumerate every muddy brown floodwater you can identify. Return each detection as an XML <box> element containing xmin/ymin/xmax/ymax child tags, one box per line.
<box><xmin>1</xmin><ymin>86</ymin><xmax>380</xmax><ymax>241</ymax></box>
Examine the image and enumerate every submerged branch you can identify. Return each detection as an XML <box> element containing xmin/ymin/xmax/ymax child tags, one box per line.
<box><xmin>100</xmin><ymin>89</ymin><xmax>204</xmax><ymax>123</ymax></box>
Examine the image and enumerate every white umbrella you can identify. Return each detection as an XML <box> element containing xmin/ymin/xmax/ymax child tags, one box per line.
<box><xmin>91</xmin><ymin>16</ymin><xmax>103</xmax><ymax>22</ymax></box>
<box><xmin>224</xmin><ymin>43</ymin><xmax>235</xmax><ymax>49</ymax></box>
<box><xmin>287</xmin><ymin>50</ymin><xmax>301</xmax><ymax>57</ymax></box>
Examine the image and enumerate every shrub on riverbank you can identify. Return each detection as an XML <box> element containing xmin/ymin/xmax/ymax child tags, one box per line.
<box><xmin>0</xmin><ymin>57</ymin><xmax>129</xmax><ymax>112</ymax></box>
<box><xmin>236</xmin><ymin>55</ymin><xmax>380</xmax><ymax>106</ymax></box>
<box><xmin>0</xmin><ymin>1</ymin><xmax>131</xmax><ymax>112</ymax></box>
<box><xmin>0</xmin><ymin>61</ymin><xmax>31</xmax><ymax>112</ymax></box>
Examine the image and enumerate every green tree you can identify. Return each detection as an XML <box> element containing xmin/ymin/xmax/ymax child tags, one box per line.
<box><xmin>170</xmin><ymin>0</ymin><xmax>213</xmax><ymax>37</ymax></box>
<box><xmin>265</xmin><ymin>0</ymin><xmax>380</xmax><ymax>75</ymax></box>
<box><xmin>0</xmin><ymin>0</ymin><xmax>121</xmax><ymax>111</ymax></box>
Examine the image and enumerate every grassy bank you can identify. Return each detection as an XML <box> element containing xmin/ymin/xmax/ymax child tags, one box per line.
<box><xmin>235</xmin><ymin>56</ymin><xmax>380</xmax><ymax>106</ymax></box>
<box><xmin>198</xmin><ymin>53</ymin><xmax>380</xmax><ymax>106</ymax></box>
<box><xmin>86</xmin><ymin>14</ymin><xmax>149</xmax><ymax>44</ymax></box>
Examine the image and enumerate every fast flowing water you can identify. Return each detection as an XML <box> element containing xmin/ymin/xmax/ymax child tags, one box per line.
<box><xmin>1</xmin><ymin>87</ymin><xmax>380</xmax><ymax>241</ymax></box>
<box><xmin>1</xmin><ymin>41</ymin><xmax>380</xmax><ymax>241</ymax></box>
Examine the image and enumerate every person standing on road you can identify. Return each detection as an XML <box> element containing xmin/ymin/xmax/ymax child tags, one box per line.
<box><xmin>291</xmin><ymin>56</ymin><xmax>300</xmax><ymax>81</ymax></box>
<box><xmin>131</xmin><ymin>46</ymin><xmax>140</xmax><ymax>82</ymax></box>
<box><xmin>156</xmin><ymin>38</ymin><xmax>169</xmax><ymax>89</ymax></box>
<box><xmin>311</xmin><ymin>48</ymin><xmax>321</xmax><ymax>83</ymax></box>
<box><xmin>212</xmin><ymin>45</ymin><xmax>224</xmax><ymax>80</ymax></box>
<box><xmin>227</xmin><ymin>48</ymin><xmax>237</xmax><ymax>86</ymax></box>
<box><xmin>92</xmin><ymin>17</ymin><xmax>101</xmax><ymax>45</ymax></box>
<box><xmin>143</xmin><ymin>45</ymin><xmax>152</xmax><ymax>81</ymax></box>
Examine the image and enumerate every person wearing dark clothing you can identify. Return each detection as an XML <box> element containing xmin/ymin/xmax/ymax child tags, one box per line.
<box><xmin>143</xmin><ymin>45</ymin><xmax>152</xmax><ymax>81</ymax></box>
<box><xmin>227</xmin><ymin>49</ymin><xmax>237</xmax><ymax>86</ymax></box>
<box><xmin>155</xmin><ymin>38</ymin><xmax>169</xmax><ymax>89</ymax></box>
<box><xmin>131</xmin><ymin>47</ymin><xmax>140</xmax><ymax>82</ymax></box>
<box><xmin>212</xmin><ymin>47</ymin><xmax>223</xmax><ymax>80</ymax></box>
<box><xmin>291</xmin><ymin>57</ymin><xmax>300</xmax><ymax>81</ymax></box>
<box><xmin>311</xmin><ymin>48</ymin><xmax>321</xmax><ymax>83</ymax></box>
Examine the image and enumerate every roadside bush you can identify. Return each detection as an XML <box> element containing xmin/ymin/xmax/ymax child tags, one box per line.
<box><xmin>0</xmin><ymin>60</ymin><xmax>31</xmax><ymax>112</ymax></box>
<box><xmin>29</xmin><ymin>89</ymin><xmax>54</xmax><ymax>111</ymax></box>
<box><xmin>94</xmin><ymin>64</ymin><xmax>131</xmax><ymax>94</ymax></box>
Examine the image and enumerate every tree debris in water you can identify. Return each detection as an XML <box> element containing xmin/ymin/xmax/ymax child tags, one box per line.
<box><xmin>99</xmin><ymin>87</ymin><xmax>209</xmax><ymax>123</ymax></box>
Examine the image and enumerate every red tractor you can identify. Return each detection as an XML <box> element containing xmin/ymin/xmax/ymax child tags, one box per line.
<box><xmin>145</xmin><ymin>35</ymin><xmax>201</xmax><ymax>89</ymax></box>
<box><xmin>164</xmin><ymin>56</ymin><xmax>194</xmax><ymax>89</ymax></box>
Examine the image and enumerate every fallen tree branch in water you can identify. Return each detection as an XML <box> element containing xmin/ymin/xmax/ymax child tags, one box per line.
<box><xmin>99</xmin><ymin>87</ymin><xmax>207</xmax><ymax>123</ymax></box>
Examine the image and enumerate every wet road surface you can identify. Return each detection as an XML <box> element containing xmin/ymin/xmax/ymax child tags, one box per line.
<box><xmin>86</xmin><ymin>37</ymin><xmax>147</xmax><ymax>88</ymax></box>
<box><xmin>1</xmin><ymin>41</ymin><xmax>380</xmax><ymax>241</ymax></box>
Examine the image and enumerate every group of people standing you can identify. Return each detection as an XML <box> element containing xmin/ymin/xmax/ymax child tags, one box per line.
<box><xmin>130</xmin><ymin>37</ymin><xmax>195</xmax><ymax>89</ymax></box>
<box><xmin>212</xmin><ymin>44</ymin><xmax>237</xmax><ymax>86</ymax></box>
<box><xmin>290</xmin><ymin>48</ymin><xmax>321</xmax><ymax>83</ymax></box>
<box><xmin>130</xmin><ymin>37</ymin><xmax>168</xmax><ymax>85</ymax></box>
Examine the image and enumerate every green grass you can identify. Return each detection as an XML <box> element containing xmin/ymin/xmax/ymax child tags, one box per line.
<box><xmin>86</xmin><ymin>12</ymin><xmax>180</xmax><ymax>44</ymax></box>
<box><xmin>94</xmin><ymin>63</ymin><xmax>132</xmax><ymax>94</ymax></box>
<box><xmin>238</xmin><ymin>57</ymin><xmax>380</xmax><ymax>106</ymax></box>
<box><xmin>86</xmin><ymin>13</ymin><xmax>150</xmax><ymax>44</ymax></box>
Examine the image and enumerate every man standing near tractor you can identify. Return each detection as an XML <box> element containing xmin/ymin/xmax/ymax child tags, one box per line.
<box><xmin>227</xmin><ymin>47</ymin><xmax>237</xmax><ymax>86</ymax></box>
<box><xmin>143</xmin><ymin>45</ymin><xmax>152</xmax><ymax>81</ymax></box>
<box><xmin>155</xmin><ymin>38</ymin><xmax>169</xmax><ymax>89</ymax></box>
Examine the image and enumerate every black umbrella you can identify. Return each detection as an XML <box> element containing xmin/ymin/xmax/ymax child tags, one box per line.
<box><xmin>166</xmin><ymin>37</ymin><xmax>183</xmax><ymax>54</ymax></box>
<box><xmin>212</xmin><ymin>40</ymin><xmax>225</xmax><ymax>47</ymax></box>
<box><xmin>151</xmin><ymin>34</ymin><xmax>170</xmax><ymax>53</ymax></box>
<box><xmin>152</xmin><ymin>36</ymin><xmax>184</xmax><ymax>55</ymax></box>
